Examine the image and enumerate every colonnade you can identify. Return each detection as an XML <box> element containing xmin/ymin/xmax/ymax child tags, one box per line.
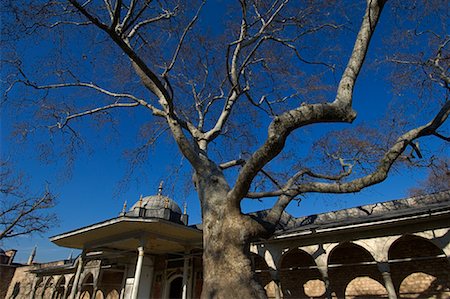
<box><xmin>251</xmin><ymin>228</ymin><xmax>450</xmax><ymax>298</ymax></box>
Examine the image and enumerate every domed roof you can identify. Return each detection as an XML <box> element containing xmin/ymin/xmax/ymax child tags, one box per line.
<box><xmin>130</xmin><ymin>194</ymin><xmax>182</xmax><ymax>214</ymax></box>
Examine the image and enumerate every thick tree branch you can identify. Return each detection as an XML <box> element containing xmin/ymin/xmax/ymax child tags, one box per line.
<box><xmin>69</xmin><ymin>0</ymin><xmax>203</xmax><ymax>169</ymax></box>
<box><xmin>263</xmin><ymin>100</ymin><xmax>450</xmax><ymax>224</ymax></box>
<box><xmin>227</xmin><ymin>0</ymin><xmax>386</xmax><ymax>204</ymax></box>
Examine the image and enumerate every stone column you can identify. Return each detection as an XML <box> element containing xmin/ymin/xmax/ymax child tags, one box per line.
<box><xmin>68</xmin><ymin>255</ymin><xmax>84</xmax><ymax>299</ymax></box>
<box><xmin>131</xmin><ymin>246</ymin><xmax>145</xmax><ymax>299</ymax></box>
<box><xmin>182</xmin><ymin>250</ymin><xmax>190</xmax><ymax>299</ymax></box>
<box><xmin>62</xmin><ymin>276</ymin><xmax>70</xmax><ymax>299</ymax></box>
<box><xmin>318</xmin><ymin>266</ymin><xmax>332</xmax><ymax>299</ymax></box>
<box><xmin>377</xmin><ymin>262</ymin><xmax>397</xmax><ymax>299</ymax></box>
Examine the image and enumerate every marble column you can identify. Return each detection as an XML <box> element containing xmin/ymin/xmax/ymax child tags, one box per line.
<box><xmin>131</xmin><ymin>246</ymin><xmax>145</xmax><ymax>299</ymax></box>
<box><xmin>378</xmin><ymin>262</ymin><xmax>397</xmax><ymax>299</ymax></box>
<box><xmin>68</xmin><ymin>254</ymin><xmax>84</xmax><ymax>299</ymax></box>
<box><xmin>182</xmin><ymin>250</ymin><xmax>190</xmax><ymax>299</ymax></box>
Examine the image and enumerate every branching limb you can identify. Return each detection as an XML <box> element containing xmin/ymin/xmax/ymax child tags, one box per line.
<box><xmin>18</xmin><ymin>78</ymin><xmax>166</xmax><ymax>117</ymax></box>
<box><xmin>49</xmin><ymin>102</ymin><xmax>140</xmax><ymax>130</ymax></box>
<box><xmin>0</xmin><ymin>189</ymin><xmax>54</xmax><ymax>240</ymax></box>
<box><xmin>120</xmin><ymin>0</ymin><xmax>137</xmax><ymax>30</ymax></box>
<box><xmin>127</xmin><ymin>8</ymin><xmax>177</xmax><ymax>39</ymax></box>
<box><xmin>68</xmin><ymin>0</ymin><xmax>204</xmax><ymax>169</ymax></box>
<box><xmin>433</xmin><ymin>132</ymin><xmax>450</xmax><ymax>141</ymax></box>
<box><xmin>262</xmin><ymin>100</ymin><xmax>450</xmax><ymax>225</ymax></box>
<box><xmin>162</xmin><ymin>1</ymin><xmax>206</xmax><ymax>78</ymax></box>
<box><xmin>227</xmin><ymin>0</ymin><xmax>386</xmax><ymax>204</ymax></box>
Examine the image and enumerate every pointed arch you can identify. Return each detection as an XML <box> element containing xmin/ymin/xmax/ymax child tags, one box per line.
<box><xmin>33</xmin><ymin>277</ymin><xmax>45</xmax><ymax>299</ymax></box>
<box><xmin>105</xmin><ymin>289</ymin><xmax>119</xmax><ymax>299</ymax></box>
<box><xmin>80</xmin><ymin>272</ymin><xmax>94</xmax><ymax>299</ymax></box>
<box><xmin>53</xmin><ymin>276</ymin><xmax>66</xmax><ymax>299</ymax></box>
<box><xmin>164</xmin><ymin>274</ymin><xmax>183</xmax><ymax>299</ymax></box>
<box><xmin>43</xmin><ymin>277</ymin><xmax>55</xmax><ymax>299</ymax></box>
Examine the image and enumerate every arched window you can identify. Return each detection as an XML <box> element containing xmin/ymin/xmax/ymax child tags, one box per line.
<box><xmin>94</xmin><ymin>289</ymin><xmax>104</xmax><ymax>299</ymax></box>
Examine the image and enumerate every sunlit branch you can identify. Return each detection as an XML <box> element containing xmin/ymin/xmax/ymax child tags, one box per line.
<box><xmin>69</xmin><ymin>0</ymin><xmax>109</xmax><ymax>30</ymax></box>
<box><xmin>122</xmin><ymin>1</ymin><xmax>156</xmax><ymax>33</ymax></box>
<box><xmin>50</xmin><ymin>102</ymin><xmax>140</xmax><ymax>130</ymax></box>
<box><xmin>120</xmin><ymin>0</ymin><xmax>137</xmax><ymax>29</ymax></box>
<box><xmin>111</xmin><ymin>0</ymin><xmax>122</xmax><ymax>29</ymax></box>
<box><xmin>103</xmin><ymin>0</ymin><xmax>114</xmax><ymax>20</ymax></box>
<box><xmin>127</xmin><ymin>9</ymin><xmax>176</xmax><ymax>39</ymax></box>
<box><xmin>49</xmin><ymin>20</ymin><xmax>92</xmax><ymax>28</ymax></box>
<box><xmin>219</xmin><ymin>159</ymin><xmax>245</xmax><ymax>170</ymax></box>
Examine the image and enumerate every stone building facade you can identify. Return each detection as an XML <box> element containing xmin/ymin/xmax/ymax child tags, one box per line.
<box><xmin>3</xmin><ymin>190</ymin><xmax>450</xmax><ymax>299</ymax></box>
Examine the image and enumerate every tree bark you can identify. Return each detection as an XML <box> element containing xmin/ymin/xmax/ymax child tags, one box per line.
<box><xmin>195</xmin><ymin>165</ymin><xmax>267</xmax><ymax>299</ymax></box>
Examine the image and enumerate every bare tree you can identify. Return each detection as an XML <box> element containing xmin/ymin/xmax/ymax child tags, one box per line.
<box><xmin>409</xmin><ymin>158</ymin><xmax>450</xmax><ymax>196</ymax></box>
<box><xmin>0</xmin><ymin>161</ymin><xmax>57</xmax><ymax>240</ymax></box>
<box><xmin>2</xmin><ymin>0</ymin><xmax>449</xmax><ymax>298</ymax></box>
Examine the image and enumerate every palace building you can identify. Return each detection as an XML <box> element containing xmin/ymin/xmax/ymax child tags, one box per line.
<box><xmin>3</xmin><ymin>190</ymin><xmax>450</xmax><ymax>299</ymax></box>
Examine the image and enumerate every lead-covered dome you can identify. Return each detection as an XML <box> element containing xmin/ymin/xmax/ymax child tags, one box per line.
<box><xmin>123</xmin><ymin>182</ymin><xmax>188</xmax><ymax>225</ymax></box>
<box><xmin>130</xmin><ymin>194</ymin><xmax>182</xmax><ymax>214</ymax></box>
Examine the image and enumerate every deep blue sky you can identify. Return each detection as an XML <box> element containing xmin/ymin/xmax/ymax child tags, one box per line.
<box><xmin>1</xmin><ymin>0</ymin><xmax>449</xmax><ymax>263</ymax></box>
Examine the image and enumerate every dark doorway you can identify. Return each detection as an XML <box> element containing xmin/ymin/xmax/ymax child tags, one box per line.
<box><xmin>169</xmin><ymin>276</ymin><xmax>183</xmax><ymax>299</ymax></box>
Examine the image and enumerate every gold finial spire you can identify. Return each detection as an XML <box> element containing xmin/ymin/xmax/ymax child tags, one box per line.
<box><xmin>158</xmin><ymin>181</ymin><xmax>164</xmax><ymax>195</ymax></box>
<box><xmin>138</xmin><ymin>194</ymin><xmax>143</xmax><ymax>208</ymax></box>
<box><xmin>164</xmin><ymin>197</ymin><xmax>169</xmax><ymax>209</ymax></box>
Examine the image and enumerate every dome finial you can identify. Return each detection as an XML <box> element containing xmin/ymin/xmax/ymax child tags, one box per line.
<box><xmin>121</xmin><ymin>200</ymin><xmax>127</xmax><ymax>214</ymax></box>
<box><xmin>158</xmin><ymin>181</ymin><xmax>164</xmax><ymax>195</ymax></box>
<box><xmin>27</xmin><ymin>245</ymin><xmax>37</xmax><ymax>265</ymax></box>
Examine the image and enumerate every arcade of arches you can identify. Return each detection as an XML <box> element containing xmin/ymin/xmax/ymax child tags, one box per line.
<box><xmin>4</xmin><ymin>191</ymin><xmax>450</xmax><ymax>299</ymax></box>
<box><xmin>252</xmin><ymin>235</ymin><xmax>450</xmax><ymax>298</ymax></box>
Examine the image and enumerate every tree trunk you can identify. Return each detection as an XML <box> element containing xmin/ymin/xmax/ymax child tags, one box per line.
<box><xmin>201</xmin><ymin>210</ymin><xmax>267</xmax><ymax>299</ymax></box>
<box><xmin>195</xmin><ymin>167</ymin><xmax>267</xmax><ymax>299</ymax></box>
